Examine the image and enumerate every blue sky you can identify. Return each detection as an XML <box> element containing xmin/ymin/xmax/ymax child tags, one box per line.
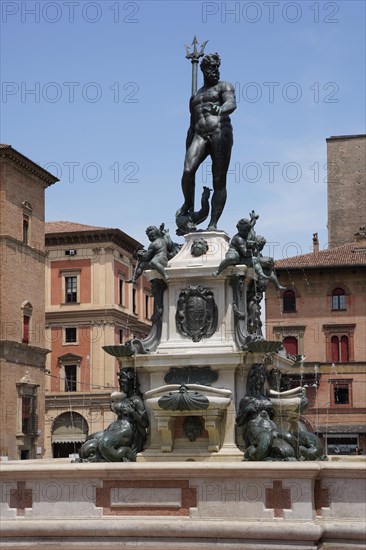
<box><xmin>1</xmin><ymin>0</ymin><xmax>365</xmax><ymax>258</ymax></box>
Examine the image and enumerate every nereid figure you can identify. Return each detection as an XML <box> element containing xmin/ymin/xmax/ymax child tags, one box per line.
<box><xmin>78</xmin><ymin>367</ymin><xmax>148</xmax><ymax>462</ymax></box>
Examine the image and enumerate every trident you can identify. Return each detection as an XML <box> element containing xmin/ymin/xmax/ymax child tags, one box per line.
<box><xmin>184</xmin><ymin>35</ymin><xmax>208</xmax><ymax>96</ymax></box>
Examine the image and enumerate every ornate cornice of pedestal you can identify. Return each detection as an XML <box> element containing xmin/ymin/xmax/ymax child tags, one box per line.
<box><xmin>134</xmin><ymin>350</ymin><xmax>245</xmax><ymax>369</ymax></box>
<box><xmin>167</xmin><ymin>230</ymin><xmax>230</xmax><ymax>275</ymax></box>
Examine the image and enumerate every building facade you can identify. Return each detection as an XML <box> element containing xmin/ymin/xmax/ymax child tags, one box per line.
<box><xmin>0</xmin><ymin>145</ymin><xmax>58</xmax><ymax>460</ymax></box>
<box><xmin>44</xmin><ymin>222</ymin><xmax>152</xmax><ymax>458</ymax></box>
<box><xmin>265</xmin><ymin>134</ymin><xmax>366</xmax><ymax>456</ymax></box>
<box><xmin>265</xmin><ymin>238</ymin><xmax>366</xmax><ymax>455</ymax></box>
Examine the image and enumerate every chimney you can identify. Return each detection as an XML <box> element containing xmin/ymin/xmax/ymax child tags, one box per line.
<box><xmin>313</xmin><ymin>233</ymin><xmax>319</xmax><ymax>253</ymax></box>
<box><xmin>353</xmin><ymin>226</ymin><xmax>366</xmax><ymax>251</ymax></box>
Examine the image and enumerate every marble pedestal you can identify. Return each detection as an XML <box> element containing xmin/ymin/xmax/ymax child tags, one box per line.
<box><xmin>129</xmin><ymin>231</ymin><xmax>292</xmax><ymax>461</ymax></box>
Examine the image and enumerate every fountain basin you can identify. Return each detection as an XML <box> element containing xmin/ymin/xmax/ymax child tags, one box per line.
<box><xmin>1</xmin><ymin>459</ymin><xmax>365</xmax><ymax>549</ymax></box>
<box><xmin>144</xmin><ymin>384</ymin><xmax>232</xmax><ymax>453</ymax></box>
<box><xmin>145</xmin><ymin>384</ymin><xmax>231</xmax><ymax>410</ymax></box>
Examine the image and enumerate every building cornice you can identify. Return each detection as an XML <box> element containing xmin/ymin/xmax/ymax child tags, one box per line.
<box><xmin>322</xmin><ymin>323</ymin><xmax>356</xmax><ymax>331</ymax></box>
<box><xmin>272</xmin><ymin>325</ymin><xmax>306</xmax><ymax>331</ymax></box>
<box><xmin>290</xmin><ymin>361</ymin><xmax>366</xmax><ymax>374</ymax></box>
<box><xmin>0</xmin><ymin>234</ymin><xmax>46</xmax><ymax>260</ymax></box>
<box><xmin>45</xmin><ymin>391</ymin><xmax>111</xmax><ymax>409</ymax></box>
<box><xmin>0</xmin><ymin>340</ymin><xmax>50</xmax><ymax>368</ymax></box>
<box><xmin>45</xmin><ymin>229</ymin><xmax>142</xmax><ymax>255</ymax></box>
<box><xmin>0</xmin><ymin>145</ymin><xmax>59</xmax><ymax>187</ymax></box>
<box><xmin>326</xmin><ymin>134</ymin><xmax>366</xmax><ymax>142</ymax></box>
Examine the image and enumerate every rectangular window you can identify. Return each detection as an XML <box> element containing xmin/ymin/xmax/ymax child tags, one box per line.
<box><xmin>65</xmin><ymin>276</ymin><xmax>77</xmax><ymax>303</ymax></box>
<box><xmin>119</xmin><ymin>279</ymin><xmax>124</xmax><ymax>306</ymax></box>
<box><xmin>330</xmin><ymin>379</ymin><xmax>352</xmax><ymax>407</ymax></box>
<box><xmin>332</xmin><ymin>295</ymin><xmax>346</xmax><ymax>310</ymax></box>
<box><xmin>22</xmin><ymin>315</ymin><xmax>30</xmax><ymax>344</ymax></box>
<box><xmin>132</xmin><ymin>288</ymin><xmax>137</xmax><ymax>314</ymax></box>
<box><xmin>145</xmin><ymin>295</ymin><xmax>150</xmax><ymax>319</ymax></box>
<box><xmin>331</xmin><ymin>335</ymin><xmax>350</xmax><ymax>362</ymax></box>
<box><xmin>119</xmin><ymin>329</ymin><xmax>123</xmax><ymax>344</ymax></box>
<box><xmin>283</xmin><ymin>336</ymin><xmax>298</xmax><ymax>355</ymax></box>
<box><xmin>283</xmin><ymin>290</ymin><xmax>296</xmax><ymax>312</ymax></box>
<box><xmin>22</xmin><ymin>215</ymin><xmax>29</xmax><ymax>244</ymax></box>
<box><xmin>334</xmin><ymin>384</ymin><xmax>349</xmax><ymax>404</ymax></box>
<box><xmin>64</xmin><ymin>365</ymin><xmax>77</xmax><ymax>392</ymax></box>
<box><xmin>65</xmin><ymin>327</ymin><xmax>77</xmax><ymax>343</ymax></box>
<box><xmin>22</xmin><ymin>395</ymin><xmax>36</xmax><ymax>434</ymax></box>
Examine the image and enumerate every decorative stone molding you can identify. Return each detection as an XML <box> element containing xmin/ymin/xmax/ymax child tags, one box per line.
<box><xmin>314</xmin><ymin>479</ymin><xmax>330</xmax><ymax>516</ymax></box>
<box><xmin>95</xmin><ymin>479</ymin><xmax>197</xmax><ymax>516</ymax></box>
<box><xmin>156</xmin><ymin>416</ymin><xmax>174</xmax><ymax>452</ymax></box>
<box><xmin>9</xmin><ymin>482</ymin><xmax>33</xmax><ymax>516</ymax></box>
<box><xmin>0</xmin><ymin>341</ymin><xmax>49</xmax><ymax>368</ymax></box>
<box><xmin>265</xmin><ymin>480</ymin><xmax>292</xmax><ymax>518</ymax></box>
<box><xmin>164</xmin><ymin>366</ymin><xmax>218</xmax><ymax>386</ymax></box>
<box><xmin>1</xmin><ymin>460</ymin><xmax>365</xmax><ymax>549</ymax></box>
<box><xmin>21</xmin><ymin>200</ymin><xmax>33</xmax><ymax>215</ymax></box>
<box><xmin>21</xmin><ymin>301</ymin><xmax>33</xmax><ymax>317</ymax></box>
<box><xmin>0</xmin><ymin>235</ymin><xmax>46</xmax><ymax>261</ymax></box>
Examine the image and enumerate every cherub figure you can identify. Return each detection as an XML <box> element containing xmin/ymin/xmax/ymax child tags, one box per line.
<box><xmin>213</xmin><ymin>212</ymin><xmax>285</xmax><ymax>291</ymax></box>
<box><xmin>128</xmin><ymin>225</ymin><xmax>170</xmax><ymax>284</ymax></box>
<box><xmin>252</xmin><ymin>235</ymin><xmax>285</xmax><ymax>290</ymax></box>
<box><xmin>213</xmin><ymin>212</ymin><xmax>258</xmax><ymax>276</ymax></box>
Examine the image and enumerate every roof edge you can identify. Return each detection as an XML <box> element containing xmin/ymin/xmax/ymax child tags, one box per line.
<box><xmin>326</xmin><ymin>134</ymin><xmax>366</xmax><ymax>142</ymax></box>
<box><xmin>0</xmin><ymin>145</ymin><xmax>59</xmax><ymax>186</ymax></box>
<box><xmin>45</xmin><ymin>226</ymin><xmax>143</xmax><ymax>253</ymax></box>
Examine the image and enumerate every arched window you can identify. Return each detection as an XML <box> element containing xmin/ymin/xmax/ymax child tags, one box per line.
<box><xmin>21</xmin><ymin>201</ymin><xmax>32</xmax><ymax>245</ymax></box>
<box><xmin>21</xmin><ymin>301</ymin><xmax>33</xmax><ymax>345</ymax></box>
<box><xmin>332</xmin><ymin>288</ymin><xmax>346</xmax><ymax>310</ymax></box>
<box><xmin>283</xmin><ymin>290</ymin><xmax>296</xmax><ymax>312</ymax></box>
<box><xmin>51</xmin><ymin>412</ymin><xmax>88</xmax><ymax>458</ymax></box>
<box><xmin>283</xmin><ymin>336</ymin><xmax>298</xmax><ymax>355</ymax></box>
<box><xmin>324</xmin><ymin>324</ymin><xmax>354</xmax><ymax>363</ymax></box>
<box><xmin>340</xmin><ymin>336</ymin><xmax>349</xmax><ymax>362</ymax></box>
<box><xmin>331</xmin><ymin>335</ymin><xmax>339</xmax><ymax>363</ymax></box>
<box><xmin>22</xmin><ymin>215</ymin><xmax>29</xmax><ymax>244</ymax></box>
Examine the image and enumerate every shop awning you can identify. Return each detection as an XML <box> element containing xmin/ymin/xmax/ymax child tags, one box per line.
<box><xmin>52</xmin><ymin>434</ymin><xmax>86</xmax><ymax>443</ymax></box>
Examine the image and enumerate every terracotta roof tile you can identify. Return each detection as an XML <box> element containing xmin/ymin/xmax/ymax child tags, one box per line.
<box><xmin>275</xmin><ymin>242</ymin><xmax>366</xmax><ymax>269</ymax></box>
<box><xmin>45</xmin><ymin>221</ymin><xmax>109</xmax><ymax>233</ymax></box>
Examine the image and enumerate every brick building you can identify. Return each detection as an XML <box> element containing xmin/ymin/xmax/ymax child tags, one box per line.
<box><xmin>327</xmin><ymin>134</ymin><xmax>366</xmax><ymax>248</ymax></box>
<box><xmin>44</xmin><ymin>222</ymin><xmax>152</xmax><ymax>458</ymax></box>
<box><xmin>265</xmin><ymin>135</ymin><xmax>366</xmax><ymax>455</ymax></box>
<box><xmin>0</xmin><ymin>145</ymin><xmax>58</xmax><ymax>460</ymax></box>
